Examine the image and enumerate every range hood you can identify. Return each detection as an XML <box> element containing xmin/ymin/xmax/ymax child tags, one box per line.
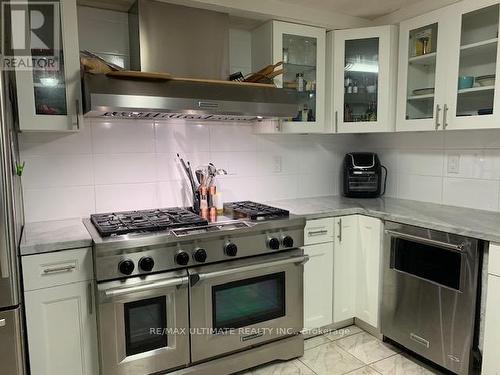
<box><xmin>82</xmin><ymin>0</ymin><xmax>299</xmax><ymax>121</ymax></box>
<box><xmin>82</xmin><ymin>73</ymin><xmax>299</xmax><ymax>121</ymax></box>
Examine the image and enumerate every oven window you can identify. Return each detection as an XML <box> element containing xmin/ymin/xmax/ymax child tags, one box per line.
<box><xmin>212</xmin><ymin>272</ymin><xmax>285</xmax><ymax>330</ymax></box>
<box><xmin>392</xmin><ymin>238</ymin><xmax>462</xmax><ymax>290</ymax></box>
<box><xmin>124</xmin><ymin>296</ymin><xmax>167</xmax><ymax>356</ymax></box>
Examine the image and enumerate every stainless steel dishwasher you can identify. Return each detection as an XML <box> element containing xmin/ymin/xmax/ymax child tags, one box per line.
<box><xmin>381</xmin><ymin>222</ymin><xmax>480</xmax><ymax>375</ymax></box>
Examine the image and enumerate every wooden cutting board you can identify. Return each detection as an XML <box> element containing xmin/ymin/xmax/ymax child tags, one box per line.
<box><xmin>106</xmin><ymin>70</ymin><xmax>173</xmax><ymax>81</ymax></box>
<box><xmin>105</xmin><ymin>71</ymin><xmax>274</xmax><ymax>87</ymax></box>
<box><xmin>171</xmin><ymin>77</ymin><xmax>274</xmax><ymax>88</ymax></box>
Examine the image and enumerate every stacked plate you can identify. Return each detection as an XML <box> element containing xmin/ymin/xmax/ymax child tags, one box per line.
<box><xmin>476</xmin><ymin>75</ymin><xmax>495</xmax><ymax>87</ymax></box>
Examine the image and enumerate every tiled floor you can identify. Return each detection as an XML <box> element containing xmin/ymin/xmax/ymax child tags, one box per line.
<box><xmin>237</xmin><ymin>326</ymin><xmax>444</xmax><ymax>375</ymax></box>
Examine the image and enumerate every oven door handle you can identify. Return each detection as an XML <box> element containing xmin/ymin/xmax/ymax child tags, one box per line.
<box><xmin>385</xmin><ymin>230</ymin><xmax>464</xmax><ymax>251</ymax></box>
<box><xmin>189</xmin><ymin>255</ymin><xmax>309</xmax><ymax>286</ymax></box>
<box><xmin>103</xmin><ymin>276</ymin><xmax>189</xmax><ymax>298</ymax></box>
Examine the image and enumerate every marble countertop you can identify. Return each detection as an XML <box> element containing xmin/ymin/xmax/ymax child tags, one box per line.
<box><xmin>268</xmin><ymin>196</ymin><xmax>500</xmax><ymax>244</ymax></box>
<box><xmin>20</xmin><ymin>196</ymin><xmax>500</xmax><ymax>256</ymax></box>
<box><xmin>20</xmin><ymin>218</ymin><xmax>92</xmax><ymax>256</ymax></box>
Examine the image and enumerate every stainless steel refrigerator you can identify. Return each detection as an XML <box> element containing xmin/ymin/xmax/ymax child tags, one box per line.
<box><xmin>0</xmin><ymin>69</ymin><xmax>26</xmax><ymax>374</ymax></box>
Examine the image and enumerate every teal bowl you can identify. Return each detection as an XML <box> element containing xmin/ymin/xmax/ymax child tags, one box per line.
<box><xmin>458</xmin><ymin>76</ymin><xmax>474</xmax><ymax>89</ymax></box>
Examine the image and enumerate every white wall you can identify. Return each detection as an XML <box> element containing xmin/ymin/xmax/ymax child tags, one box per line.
<box><xmin>359</xmin><ymin>130</ymin><xmax>500</xmax><ymax>212</ymax></box>
<box><xmin>19</xmin><ymin>120</ymin><xmax>350</xmax><ymax>222</ymax></box>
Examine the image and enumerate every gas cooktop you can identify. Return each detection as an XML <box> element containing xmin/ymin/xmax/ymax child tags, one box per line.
<box><xmin>90</xmin><ymin>208</ymin><xmax>208</xmax><ymax>237</ymax></box>
<box><xmin>86</xmin><ymin>202</ymin><xmax>304</xmax><ymax>281</ymax></box>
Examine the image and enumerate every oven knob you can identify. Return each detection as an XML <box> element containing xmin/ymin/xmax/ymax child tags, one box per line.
<box><xmin>267</xmin><ymin>237</ymin><xmax>280</xmax><ymax>250</ymax></box>
<box><xmin>224</xmin><ymin>242</ymin><xmax>238</xmax><ymax>257</ymax></box>
<box><xmin>118</xmin><ymin>259</ymin><xmax>135</xmax><ymax>275</ymax></box>
<box><xmin>175</xmin><ymin>252</ymin><xmax>190</xmax><ymax>266</ymax></box>
<box><xmin>139</xmin><ymin>257</ymin><xmax>155</xmax><ymax>272</ymax></box>
<box><xmin>193</xmin><ymin>248</ymin><xmax>207</xmax><ymax>263</ymax></box>
<box><xmin>282</xmin><ymin>235</ymin><xmax>294</xmax><ymax>248</ymax></box>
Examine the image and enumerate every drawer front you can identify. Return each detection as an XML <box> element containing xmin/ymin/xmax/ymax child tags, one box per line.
<box><xmin>304</xmin><ymin>218</ymin><xmax>334</xmax><ymax>245</ymax></box>
<box><xmin>22</xmin><ymin>248</ymin><xmax>93</xmax><ymax>291</ymax></box>
<box><xmin>489</xmin><ymin>243</ymin><xmax>500</xmax><ymax>277</ymax></box>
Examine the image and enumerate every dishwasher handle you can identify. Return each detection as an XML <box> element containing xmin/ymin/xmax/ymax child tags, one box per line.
<box><xmin>385</xmin><ymin>230</ymin><xmax>465</xmax><ymax>252</ymax></box>
<box><xmin>189</xmin><ymin>255</ymin><xmax>309</xmax><ymax>286</ymax></box>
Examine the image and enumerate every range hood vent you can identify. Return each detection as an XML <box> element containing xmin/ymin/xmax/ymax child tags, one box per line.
<box><xmin>82</xmin><ymin>73</ymin><xmax>299</xmax><ymax>121</ymax></box>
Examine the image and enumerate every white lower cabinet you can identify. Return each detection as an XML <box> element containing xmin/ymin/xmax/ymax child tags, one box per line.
<box><xmin>22</xmin><ymin>249</ymin><xmax>98</xmax><ymax>375</ymax></box>
<box><xmin>482</xmin><ymin>274</ymin><xmax>500</xmax><ymax>374</ymax></box>
<box><xmin>355</xmin><ymin>216</ymin><xmax>383</xmax><ymax>327</ymax></box>
<box><xmin>303</xmin><ymin>242</ymin><xmax>334</xmax><ymax>330</ymax></box>
<box><xmin>332</xmin><ymin>215</ymin><xmax>382</xmax><ymax>328</ymax></box>
<box><xmin>333</xmin><ymin>215</ymin><xmax>358</xmax><ymax>323</ymax></box>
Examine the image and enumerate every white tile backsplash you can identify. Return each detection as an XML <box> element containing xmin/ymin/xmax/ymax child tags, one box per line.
<box><xmin>364</xmin><ymin>130</ymin><xmax>500</xmax><ymax>212</ymax></box>
<box><xmin>298</xmin><ymin>173</ymin><xmax>336</xmax><ymax>198</ymax></box>
<box><xmin>444</xmin><ymin>150</ymin><xmax>500</xmax><ymax>180</ymax></box>
<box><xmin>20</xmin><ymin>119</ymin><xmax>347</xmax><ymax>221</ymax></box>
<box><xmin>19</xmin><ymin>125</ymin><xmax>93</xmax><ymax>156</ymax></box>
<box><xmin>155</xmin><ymin>121</ymin><xmax>210</xmax><ymax>153</ymax></box>
<box><xmin>91</xmin><ymin>120</ymin><xmax>156</xmax><ymax>153</ymax></box>
<box><xmin>442</xmin><ymin>178</ymin><xmax>500</xmax><ymax>211</ymax></box>
<box><xmin>22</xmin><ymin>155</ymin><xmax>94</xmax><ymax>188</ymax></box>
<box><xmin>209</xmin><ymin>124</ymin><xmax>258</xmax><ymax>152</ymax></box>
<box><xmin>21</xmin><ymin>117</ymin><xmax>500</xmax><ymax>221</ymax></box>
<box><xmin>23</xmin><ymin>186</ymin><xmax>95</xmax><ymax>222</ymax></box>
<box><xmin>398</xmin><ymin>150</ymin><xmax>444</xmax><ymax>176</ymax></box>
<box><xmin>93</xmin><ymin>153</ymin><xmax>157</xmax><ymax>185</ymax></box>
<box><xmin>95</xmin><ymin>183</ymin><xmax>159</xmax><ymax>213</ymax></box>
<box><xmin>397</xmin><ymin>174</ymin><xmax>443</xmax><ymax>204</ymax></box>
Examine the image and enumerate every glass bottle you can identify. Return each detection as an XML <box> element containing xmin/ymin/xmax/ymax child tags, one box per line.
<box><xmin>296</xmin><ymin>73</ymin><xmax>305</xmax><ymax>92</ymax></box>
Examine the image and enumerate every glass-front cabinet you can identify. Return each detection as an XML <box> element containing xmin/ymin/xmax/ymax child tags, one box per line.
<box><xmin>396</xmin><ymin>9</ymin><xmax>450</xmax><ymax>131</ymax></box>
<box><xmin>332</xmin><ymin>26</ymin><xmax>397</xmax><ymax>133</ymax></box>
<box><xmin>14</xmin><ymin>0</ymin><xmax>82</xmax><ymax>131</ymax></box>
<box><xmin>398</xmin><ymin>0</ymin><xmax>500</xmax><ymax>132</ymax></box>
<box><xmin>274</xmin><ymin>22</ymin><xmax>326</xmax><ymax>133</ymax></box>
<box><xmin>252</xmin><ymin>21</ymin><xmax>326</xmax><ymax>133</ymax></box>
<box><xmin>445</xmin><ymin>0</ymin><xmax>500</xmax><ymax>130</ymax></box>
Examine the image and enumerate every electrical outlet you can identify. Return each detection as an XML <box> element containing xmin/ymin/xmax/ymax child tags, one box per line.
<box><xmin>447</xmin><ymin>154</ymin><xmax>460</xmax><ymax>174</ymax></box>
<box><xmin>273</xmin><ymin>155</ymin><xmax>282</xmax><ymax>173</ymax></box>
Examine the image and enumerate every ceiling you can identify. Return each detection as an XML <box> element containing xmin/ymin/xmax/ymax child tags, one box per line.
<box><xmin>274</xmin><ymin>0</ymin><xmax>427</xmax><ymax>20</ymax></box>
<box><xmin>76</xmin><ymin>0</ymin><xmax>451</xmax><ymax>22</ymax></box>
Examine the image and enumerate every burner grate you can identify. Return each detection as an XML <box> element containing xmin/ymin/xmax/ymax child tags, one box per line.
<box><xmin>91</xmin><ymin>208</ymin><xmax>208</xmax><ymax>237</ymax></box>
<box><xmin>223</xmin><ymin>201</ymin><xmax>289</xmax><ymax>221</ymax></box>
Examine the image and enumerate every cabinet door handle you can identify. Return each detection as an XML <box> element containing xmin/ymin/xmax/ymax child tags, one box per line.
<box><xmin>42</xmin><ymin>264</ymin><xmax>76</xmax><ymax>274</ymax></box>
<box><xmin>87</xmin><ymin>283</ymin><xmax>93</xmax><ymax>315</ymax></box>
<box><xmin>337</xmin><ymin>218</ymin><xmax>342</xmax><ymax>242</ymax></box>
<box><xmin>435</xmin><ymin>104</ymin><xmax>441</xmax><ymax>130</ymax></box>
<box><xmin>335</xmin><ymin>110</ymin><xmax>338</xmax><ymax>132</ymax></box>
<box><xmin>443</xmin><ymin>104</ymin><xmax>449</xmax><ymax>129</ymax></box>
<box><xmin>75</xmin><ymin>99</ymin><xmax>81</xmax><ymax>130</ymax></box>
<box><xmin>308</xmin><ymin>229</ymin><xmax>328</xmax><ymax>237</ymax></box>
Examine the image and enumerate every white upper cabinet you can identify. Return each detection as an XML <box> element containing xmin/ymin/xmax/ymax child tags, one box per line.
<box><xmin>396</xmin><ymin>7</ymin><xmax>451</xmax><ymax>131</ymax></box>
<box><xmin>15</xmin><ymin>0</ymin><xmax>82</xmax><ymax>132</ymax></box>
<box><xmin>444</xmin><ymin>0</ymin><xmax>500</xmax><ymax>130</ymax></box>
<box><xmin>252</xmin><ymin>21</ymin><xmax>326</xmax><ymax>133</ymax></box>
<box><xmin>397</xmin><ymin>0</ymin><xmax>500</xmax><ymax>132</ymax></box>
<box><xmin>329</xmin><ymin>26</ymin><xmax>398</xmax><ymax>133</ymax></box>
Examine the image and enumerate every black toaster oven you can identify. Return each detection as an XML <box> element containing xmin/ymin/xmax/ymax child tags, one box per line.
<box><xmin>343</xmin><ymin>152</ymin><xmax>387</xmax><ymax>198</ymax></box>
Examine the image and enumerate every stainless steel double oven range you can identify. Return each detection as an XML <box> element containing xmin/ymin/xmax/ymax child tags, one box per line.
<box><xmin>84</xmin><ymin>204</ymin><xmax>307</xmax><ymax>375</ymax></box>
